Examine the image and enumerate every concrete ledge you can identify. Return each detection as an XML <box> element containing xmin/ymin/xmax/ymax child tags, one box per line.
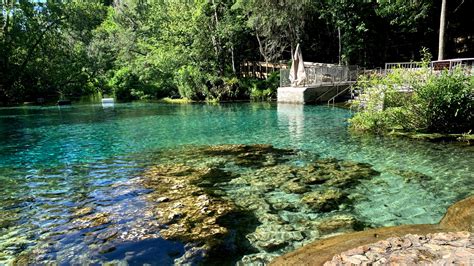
<box><xmin>277</xmin><ymin>83</ymin><xmax>352</xmax><ymax>104</ymax></box>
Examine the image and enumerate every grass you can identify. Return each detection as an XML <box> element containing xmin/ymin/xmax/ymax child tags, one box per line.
<box><xmin>158</xmin><ymin>97</ymin><xmax>194</xmax><ymax>104</ymax></box>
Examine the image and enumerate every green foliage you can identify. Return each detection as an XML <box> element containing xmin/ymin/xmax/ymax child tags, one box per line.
<box><xmin>350</xmin><ymin>66</ymin><xmax>473</xmax><ymax>134</ymax></box>
<box><xmin>1</xmin><ymin>0</ymin><xmax>472</xmax><ymax>104</ymax></box>
<box><xmin>247</xmin><ymin>72</ymin><xmax>280</xmax><ymax>101</ymax></box>
<box><xmin>175</xmin><ymin>65</ymin><xmax>208</xmax><ymax>100</ymax></box>
<box><xmin>348</xmin><ymin>108</ymin><xmax>403</xmax><ymax>134</ymax></box>
<box><xmin>412</xmin><ymin>69</ymin><xmax>473</xmax><ymax>133</ymax></box>
<box><xmin>108</xmin><ymin>67</ymin><xmax>140</xmax><ymax>101</ymax></box>
<box><xmin>0</xmin><ymin>0</ymin><xmax>108</xmax><ymax>103</ymax></box>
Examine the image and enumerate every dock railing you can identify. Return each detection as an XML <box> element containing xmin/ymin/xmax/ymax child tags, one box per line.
<box><xmin>431</xmin><ymin>58</ymin><xmax>474</xmax><ymax>74</ymax></box>
<box><xmin>384</xmin><ymin>62</ymin><xmax>424</xmax><ymax>74</ymax></box>
<box><xmin>385</xmin><ymin>58</ymin><xmax>474</xmax><ymax>75</ymax></box>
<box><xmin>280</xmin><ymin>63</ymin><xmax>359</xmax><ymax>87</ymax></box>
<box><xmin>240</xmin><ymin>61</ymin><xmax>287</xmax><ymax>79</ymax></box>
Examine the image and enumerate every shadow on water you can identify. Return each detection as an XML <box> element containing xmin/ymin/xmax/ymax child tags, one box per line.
<box><xmin>101</xmin><ymin>238</ymin><xmax>185</xmax><ymax>266</ymax></box>
<box><xmin>203</xmin><ymin>210</ymin><xmax>261</xmax><ymax>266</ymax></box>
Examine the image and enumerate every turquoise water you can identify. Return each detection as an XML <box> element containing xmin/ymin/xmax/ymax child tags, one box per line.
<box><xmin>0</xmin><ymin>102</ymin><xmax>472</xmax><ymax>264</ymax></box>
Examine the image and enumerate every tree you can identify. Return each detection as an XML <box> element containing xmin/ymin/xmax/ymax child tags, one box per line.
<box><xmin>0</xmin><ymin>0</ymin><xmax>107</xmax><ymax>103</ymax></box>
<box><xmin>438</xmin><ymin>0</ymin><xmax>447</xmax><ymax>60</ymax></box>
<box><xmin>234</xmin><ymin>0</ymin><xmax>311</xmax><ymax>63</ymax></box>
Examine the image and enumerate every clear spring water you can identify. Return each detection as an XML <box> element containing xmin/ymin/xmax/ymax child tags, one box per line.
<box><xmin>0</xmin><ymin>102</ymin><xmax>472</xmax><ymax>264</ymax></box>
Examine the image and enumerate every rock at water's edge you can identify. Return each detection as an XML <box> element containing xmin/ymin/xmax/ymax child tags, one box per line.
<box><xmin>270</xmin><ymin>195</ymin><xmax>474</xmax><ymax>266</ymax></box>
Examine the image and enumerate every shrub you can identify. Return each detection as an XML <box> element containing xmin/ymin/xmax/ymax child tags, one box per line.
<box><xmin>174</xmin><ymin>65</ymin><xmax>208</xmax><ymax>100</ymax></box>
<box><xmin>248</xmin><ymin>71</ymin><xmax>280</xmax><ymax>101</ymax></box>
<box><xmin>412</xmin><ymin>68</ymin><xmax>473</xmax><ymax>133</ymax></box>
<box><xmin>349</xmin><ymin>67</ymin><xmax>473</xmax><ymax>134</ymax></box>
<box><xmin>207</xmin><ymin>76</ymin><xmax>245</xmax><ymax>101</ymax></box>
<box><xmin>108</xmin><ymin>67</ymin><xmax>141</xmax><ymax>101</ymax></box>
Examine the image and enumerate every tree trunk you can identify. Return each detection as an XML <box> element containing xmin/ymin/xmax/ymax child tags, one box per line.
<box><xmin>231</xmin><ymin>46</ymin><xmax>236</xmax><ymax>74</ymax></box>
<box><xmin>338</xmin><ymin>27</ymin><xmax>342</xmax><ymax>65</ymax></box>
<box><xmin>438</xmin><ymin>0</ymin><xmax>447</xmax><ymax>60</ymax></box>
<box><xmin>211</xmin><ymin>0</ymin><xmax>224</xmax><ymax>76</ymax></box>
<box><xmin>255</xmin><ymin>31</ymin><xmax>268</xmax><ymax>63</ymax></box>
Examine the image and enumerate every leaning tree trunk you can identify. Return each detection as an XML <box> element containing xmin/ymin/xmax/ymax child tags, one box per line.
<box><xmin>438</xmin><ymin>0</ymin><xmax>447</xmax><ymax>60</ymax></box>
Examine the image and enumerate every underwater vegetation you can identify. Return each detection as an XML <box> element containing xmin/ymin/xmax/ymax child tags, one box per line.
<box><xmin>3</xmin><ymin>144</ymin><xmax>460</xmax><ymax>265</ymax></box>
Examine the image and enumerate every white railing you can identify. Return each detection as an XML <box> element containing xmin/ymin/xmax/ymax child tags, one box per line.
<box><xmin>385</xmin><ymin>58</ymin><xmax>474</xmax><ymax>75</ymax></box>
<box><xmin>384</xmin><ymin>62</ymin><xmax>423</xmax><ymax>74</ymax></box>
<box><xmin>280</xmin><ymin>63</ymin><xmax>359</xmax><ymax>87</ymax></box>
<box><xmin>432</xmin><ymin>58</ymin><xmax>474</xmax><ymax>74</ymax></box>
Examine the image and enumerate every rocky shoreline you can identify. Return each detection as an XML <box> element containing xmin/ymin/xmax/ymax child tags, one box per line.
<box><xmin>271</xmin><ymin>196</ymin><xmax>474</xmax><ymax>265</ymax></box>
<box><xmin>325</xmin><ymin>231</ymin><xmax>473</xmax><ymax>265</ymax></box>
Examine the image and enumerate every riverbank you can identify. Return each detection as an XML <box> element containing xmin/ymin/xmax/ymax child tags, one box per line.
<box><xmin>271</xmin><ymin>195</ymin><xmax>474</xmax><ymax>265</ymax></box>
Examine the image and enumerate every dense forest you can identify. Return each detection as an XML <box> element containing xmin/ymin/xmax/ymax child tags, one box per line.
<box><xmin>1</xmin><ymin>0</ymin><xmax>473</xmax><ymax>104</ymax></box>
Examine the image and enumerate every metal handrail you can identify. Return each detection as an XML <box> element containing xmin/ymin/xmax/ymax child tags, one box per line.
<box><xmin>327</xmin><ymin>83</ymin><xmax>354</xmax><ymax>105</ymax></box>
<box><xmin>280</xmin><ymin>64</ymin><xmax>357</xmax><ymax>87</ymax></box>
<box><xmin>384</xmin><ymin>62</ymin><xmax>423</xmax><ymax>74</ymax></box>
<box><xmin>314</xmin><ymin>87</ymin><xmax>336</xmax><ymax>103</ymax></box>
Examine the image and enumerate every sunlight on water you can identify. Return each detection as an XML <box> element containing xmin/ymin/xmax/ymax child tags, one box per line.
<box><xmin>0</xmin><ymin>103</ymin><xmax>472</xmax><ymax>264</ymax></box>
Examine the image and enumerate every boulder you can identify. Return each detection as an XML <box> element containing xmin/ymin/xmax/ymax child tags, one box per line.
<box><xmin>440</xmin><ymin>196</ymin><xmax>474</xmax><ymax>232</ymax></box>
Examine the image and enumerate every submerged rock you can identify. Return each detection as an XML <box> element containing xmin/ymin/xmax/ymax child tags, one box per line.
<box><xmin>281</xmin><ymin>179</ymin><xmax>310</xmax><ymax>194</ymax></box>
<box><xmin>239</xmin><ymin>253</ymin><xmax>280</xmax><ymax>265</ymax></box>
<box><xmin>197</xmin><ymin>144</ymin><xmax>295</xmax><ymax>168</ymax></box>
<box><xmin>142</xmin><ymin>164</ymin><xmax>238</xmax><ymax>246</ymax></box>
<box><xmin>301</xmin><ymin>189</ymin><xmax>346</xmax><ymax>212</ymax></box>
<box><xmin>73</xmin><ymin>206</ymin><xmax>94</xmax><ymax>217</ymax></box>
<box><xmin>247</xmin><ymin>224</ymin><xmax>304</xmax><ymax>252</ymax></box>
<box><xmin>302</xmin><ymin>159</ymin><xmax>379</xmax><ymax>188</ymax></box>
<box><xmin>97</xmin><ymin>229</ymin><xmax>118</xmax><ymax>241</ymax></box>
<box><xmin>7</xmin><ymin>144</ymin><xmax>384</xmax><ymax>265</ymax></box>
<box><xmin>73</xmin><ymin>212</ymin><xmax>111</xmax><ymax>229</ymax></box>
<box><xmin>316</xmin><ymin>215</ymin><xmax>359</xmax><ymax>234</ymax></box>
<box><xmin>391</xmin><ymin>169</ymin><xmax>432</xmax><ymax>183</ymax></box>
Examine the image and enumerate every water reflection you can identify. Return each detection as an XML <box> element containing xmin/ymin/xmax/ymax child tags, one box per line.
<box><xmin>102</xmin><ymin>98</ymin><xmax>115</xmax><ymax>109</ymax></box>
<box><xmin>277</xmin><ymin>103</ymin><xmax>305</xmax><ymax>148</ymax></box>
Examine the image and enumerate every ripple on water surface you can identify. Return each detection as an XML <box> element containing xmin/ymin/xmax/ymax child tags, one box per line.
<box><xmin>0</xmin><ymin>103</ymin><xmax>472</xmax><ymax>264</ymax></box>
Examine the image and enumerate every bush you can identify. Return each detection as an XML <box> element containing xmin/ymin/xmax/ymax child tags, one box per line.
<box><xmin>174</xmin><ymin>65</ymin><xmax>208</xmax><ymax>100</ymax></box>
<box><xmin>108</xmin><ymin>67</ymin><xmax>141</xmax><ymax>100</ymax></box>
<box><xmin>247</xmin><ymin>71</ymin><xmax>280</xmax><ymax>101</ymax></box>
<box><xmin>412</xmin><ymin>69</ymin><xmax>473</xmax><ymax>133</ymax></box>
<box><xmin>207</xmin><ymin>76</ymin><xmax>245</xmax><ymax>101</ymax></box>
<box><xmin>349</xmin><ymin>67</ymin><xmax>473</xmax><ymax>134</ymax></box>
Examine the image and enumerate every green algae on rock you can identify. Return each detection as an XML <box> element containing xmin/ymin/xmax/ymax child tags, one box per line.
<box><xmin>302</xmin><ymin>159</ymin><xmax>380</xmax><ymax>187</ymax></box>
<box><xmin>148</xmin><ymin>144</ymin><xmax>297</xmax><ymax>173</ymax></box>
<box><xmin>141</xmin><ymin>164</ymin><xmax>239</xmax><ymax>245</ymax></box>
<box><xmin>4</xmin><ymin>144</ymin><xmax>383</xmax><ymax>265</ymax></box>
<box><xmin>186</xmin><ymin>144</ymin><xmax>295</xmax><ymax>168</ymax></box>
<box><xmin>390</xmin><ymin>169</ymin><xmax>432</xmax><ymax>184</ymax></box>
<box><xmin>301</xmin><ymin>189</ymin><xmax>346</xmax><ymax>212</ymax></box>
<box><xmin>131</xmin><ymin>145</ymin><xmax>382</xmax><ymax>264</ymax></box>
<box><xmin>316</xmin><ymin>214</ymin><xmax>361</xmax><ymax>234</ymax></box>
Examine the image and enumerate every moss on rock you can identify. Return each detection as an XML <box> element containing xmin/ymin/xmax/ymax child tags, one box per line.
<box><xmin>316</xmin><ymin>215</ymin><xmax>360</xmax><ymax>234</ymax></box>
<box><xmin>141</xmin><ymin>164</ymin><xmax>239</xmax><ymax>246</ymax></box>
<box><xmin>301</xmin><ymin>189</ymin><xmax>346</xmax><ymax>212</ymax></box>
<box><xmin>198</xmin><ymin>144</ymin><xmax>295</xmax><ymax>168</ymax></box>
<box><xmin>301</xmin><ymin>159</ymin><xmax>379</xmax><ymax>188</ymax></box>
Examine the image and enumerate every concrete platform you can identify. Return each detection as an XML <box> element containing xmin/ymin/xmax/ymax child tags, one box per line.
<box><xmin>277</xmin><ymin>82</ymin><xmax>353</xmax><ymax>104</ymax></box>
